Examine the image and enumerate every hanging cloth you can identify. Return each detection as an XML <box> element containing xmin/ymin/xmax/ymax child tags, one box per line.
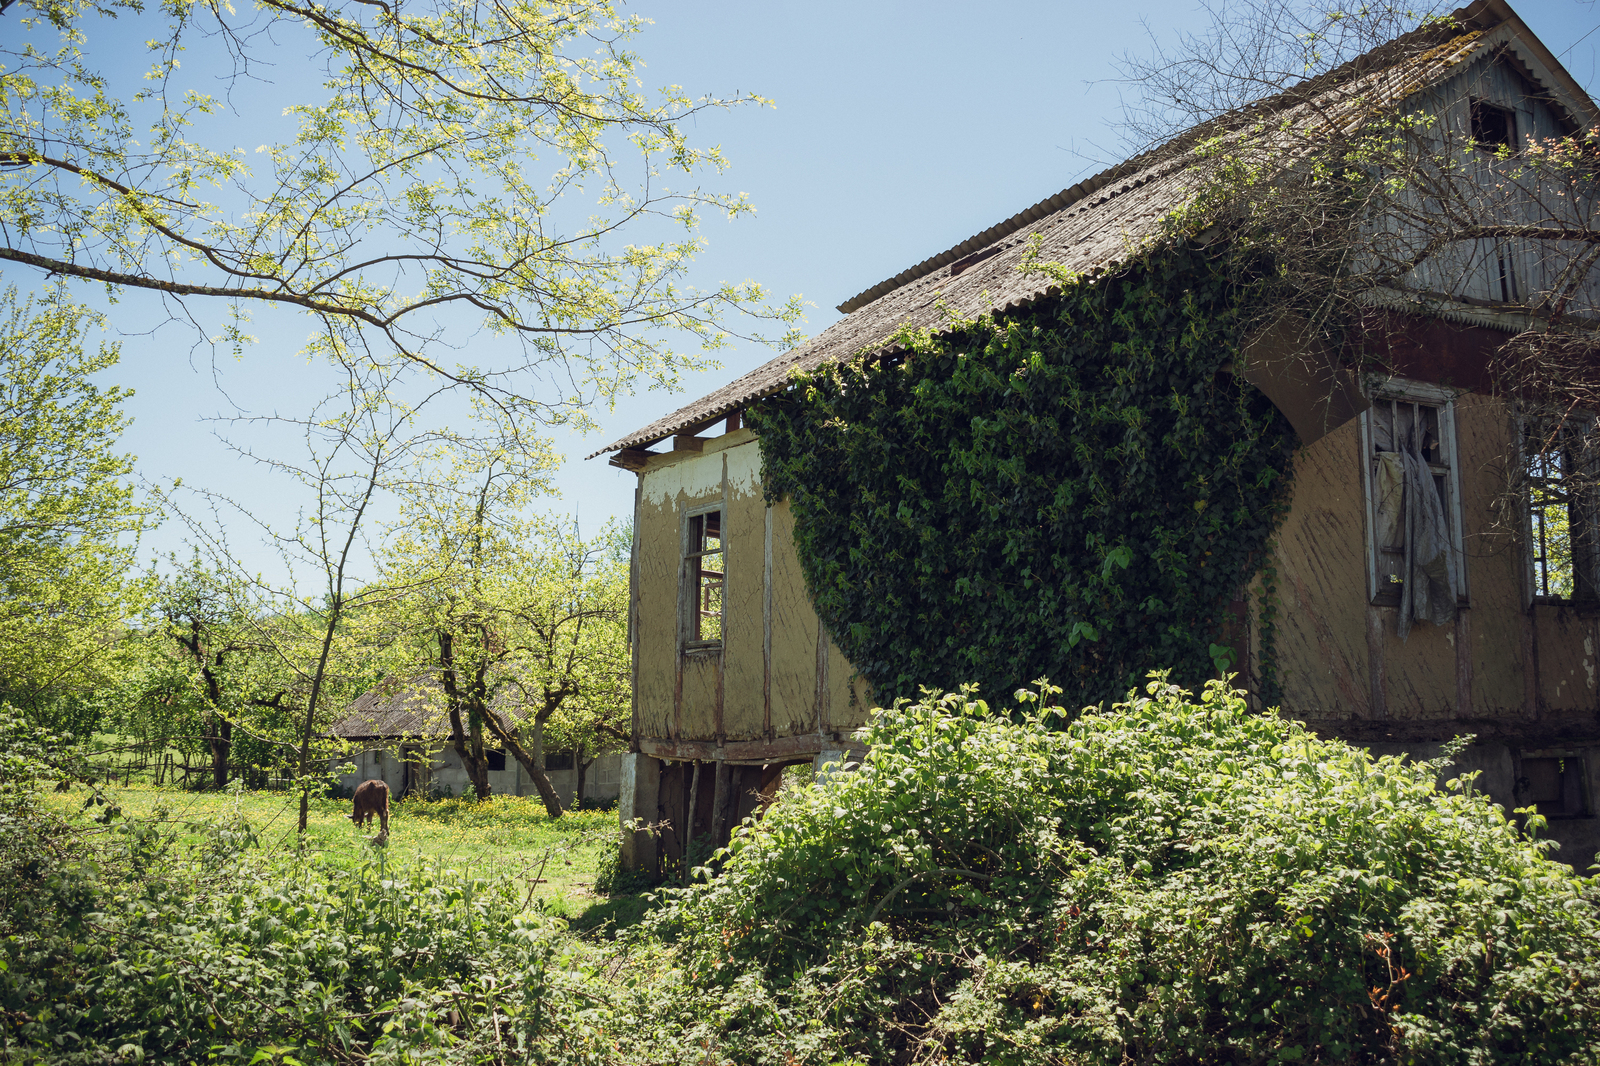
<box><xmin>1397</xmin><ymin>445</ymin><xmax>1457</xmax><ymax>640</ymax></box>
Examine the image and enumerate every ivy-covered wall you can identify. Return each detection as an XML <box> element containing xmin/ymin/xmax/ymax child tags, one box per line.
<box><xmin>748</xmin><ymin>244</ymin><xmax>1296</xmax><ymax>709</ymax></box>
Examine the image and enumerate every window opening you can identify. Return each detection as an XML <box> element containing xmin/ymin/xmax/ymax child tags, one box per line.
<box><xmin>1516</xmin><ymin>756</ymin><xmax>1591</xmax><ymax>818</ymax></box>
<box><xmin>1362</xmin><ymin>386</ymin><xmax>1464</xmax><ymax>634</ymax></box>
<box><xmin>686</xmin><ymin>509</ymin><xmax>724</xmax><ymax>644</ymax></box>
<box><xmin>544</xmin><ymin>749</ymin><xmax>575</xmax><ymax>771</ymax></box>
<box><xmin>1471</xmin><ymin>98</ymin><xmax>1515</xmax><ymax>152</ymax></box>
<box><xmin>485</xmin><ymin>748</ymin><xmax>506</xmax><ymax>773</ymax></box>
<box><xmin>1496</xmin><ymin>243</ymin><xmax>1520</xmax><ymax>303</ymax></box>
<box><xmin>1525</xmin><ymin>419</ymin><xmax>1596</xmax><ymax>603</ymax></box>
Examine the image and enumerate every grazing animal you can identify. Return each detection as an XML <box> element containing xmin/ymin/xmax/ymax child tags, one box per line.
<box><xmin>350</xmin><ymin>779</ymin><xmax>390</xmax><ymax>833</ymax></box>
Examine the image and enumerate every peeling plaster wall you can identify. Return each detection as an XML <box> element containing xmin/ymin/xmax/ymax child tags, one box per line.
<box><xmin>633</xmin><ymin>430</ymin><xmax>864</xmax><ymax>753</ymax></box>
<box><xmin>1270</xmin><ymin>393</ymin><xmax>1597</xmax><ymax>732</ymax></box>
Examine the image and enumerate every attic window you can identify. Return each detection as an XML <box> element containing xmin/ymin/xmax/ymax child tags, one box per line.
<box><xmin>683</xmin><ymin>508</ymin><xmax>724</xmax><ymax>647</ymax></box>
<box><xmin>1471</xmin><ymin>99</ymin><xmax>1516</xmax><ymax>153</ymax></box>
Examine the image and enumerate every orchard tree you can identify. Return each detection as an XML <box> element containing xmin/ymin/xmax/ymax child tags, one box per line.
<box><xmin>373</xmin><ymin>452</ymin><xmax>628</xmax><ymax>816</ymax></box>
<box><xmin>0</xmin><ymin>285</ymin><xmax>150</xmax><ymax>702</ymax></box>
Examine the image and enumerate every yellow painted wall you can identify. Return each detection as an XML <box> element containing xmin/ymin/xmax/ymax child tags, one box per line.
<box><xmin>634</xmin><ymin>430</ymin><xmax>867</xmax><ymax>747</ymax></box>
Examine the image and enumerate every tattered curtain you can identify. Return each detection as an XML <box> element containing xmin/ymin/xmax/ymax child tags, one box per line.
<box><xmin>1373</xmin><ymin>448</ymin><xmax>1458</xmax><ymax>640</ymax></box>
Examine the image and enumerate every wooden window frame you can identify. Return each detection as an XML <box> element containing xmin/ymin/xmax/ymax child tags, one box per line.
<box><xmin>1358</xmin><ymin>377</ymin><xmax>1469</xmax><ymax>608</ymax></box>
<box><xmin>680</xmin><ymin>502</ymin><xmax>725</xmax><ymax>653</ymax></box>
<box><xmin>1522</xmin><ymin>414</ymin><xmax>1600</xmax><ymax>606</ymax></box>
<box><xmin>1470</xmin><ymin>97</ymin><xmax>1517</xmax><ymax>154</ymax></box>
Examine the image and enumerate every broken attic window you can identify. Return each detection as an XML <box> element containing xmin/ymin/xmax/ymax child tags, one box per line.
<box><xmin>685</xmin><ymin>509</ymin><xmax>724</xmax><ymax>645</ymax></box>
<box><xmin>1471</xmin><ymin>98</ymin><xmax>1515</xmax><ymax>152</ymax></box>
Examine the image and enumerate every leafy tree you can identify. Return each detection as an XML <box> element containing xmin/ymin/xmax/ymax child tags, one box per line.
<box><xmin>1</xmin><ymin>0</ymin><xmax>800</xmax><ymax>417</ymax></box>
<box><xmin>371</xmin><ymin>454</ymin><xmax>629</xmax><ymax>815</ymax></box>
<box><xmin>150</xmin><ymin>556</ymin><xmax>315</xmax><ymax>790</ymax></box>
<box><xmin>0</xmin><ymin>285</ymin><xmax>150</xmax><ymax>701</ymax></box>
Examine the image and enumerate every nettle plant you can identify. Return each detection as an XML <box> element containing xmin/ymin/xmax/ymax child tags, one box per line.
<box><xmin>748</xmin><ymin>243</ymin><xmax>1295</xmax><ymax>707</ymax></box>
<box><xmin>658</xmin><ymin>681</ymin><xmax>1600</xmax><ymax>1066</ymax></box>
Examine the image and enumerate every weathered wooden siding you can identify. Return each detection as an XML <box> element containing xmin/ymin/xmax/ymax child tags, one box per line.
<box><xmin>1265</xmin><ymin>391</ymin><xmax>1597</xmax><ymax>727</ymax></box>
<box><xmin>1397</xmin><ymin>53</ymin><xmax>1598</xmax><ymax>312</ymax></box>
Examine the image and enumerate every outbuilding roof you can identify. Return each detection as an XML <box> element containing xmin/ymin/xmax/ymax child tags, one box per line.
<box><xmin>328</xmin><ymin>675</ymin><xmax>535</xmax><ymax>740</ymax></box>
<box><xmin>591</xmin><ymin>0</ymin><xmax>1597</xmax><ymax>460</ymax></box>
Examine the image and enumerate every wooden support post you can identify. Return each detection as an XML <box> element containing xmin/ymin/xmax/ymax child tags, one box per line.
<box><xmin>683</xmin><ymin>760</ymin><xmax>701</xmax><ymax>885</ymax></box>
<box><xmin>1366</xmin><ymin>604</ymin><xmax>1388</xmax><ymax>719</ymax></box>
<box><xmin>710</xmin><ymin>758</ymin><xmax>733</xmax><ymax>850</ymax></box>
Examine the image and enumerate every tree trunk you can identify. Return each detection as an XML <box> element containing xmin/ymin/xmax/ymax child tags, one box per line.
<box><xmin>466</xmin><ymin>713</ymin><xmax>491</xmax><ymax>801</ymax></box>
<box><xmin>439</xmin><ymin>630</ymin><xmax>493</xmax><ymax>800</ymax></box>
<box><xmin>574</xmin><ymin>743</ymin><xmax>589</xmax><ymax>810</ymax></box>
<box><xmin>208</xmin><ymin>715</ymin><xmax>232</xmax><ymax>790</ymax></box>
<box><xmin>479</xmin><ymin>705</ymin><xmax>564</xmax><ymax>817</ymax></box>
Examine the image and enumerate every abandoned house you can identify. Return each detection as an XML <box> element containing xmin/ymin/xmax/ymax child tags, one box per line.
<box><xmin>328</xmin><ymin>678</ymin><xmax>623</xmax><ymax>808</ymax></box>
<box><xmin>595</xmin><ymin>0</ymin><xmax>1600</xmax><ymax>873</ymax></box>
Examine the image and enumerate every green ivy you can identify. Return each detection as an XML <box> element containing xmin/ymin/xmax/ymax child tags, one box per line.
<box><xmin>749</xmin><ymin>244</ymin><xmax>1295</xmax><ymax>707</ymax></box>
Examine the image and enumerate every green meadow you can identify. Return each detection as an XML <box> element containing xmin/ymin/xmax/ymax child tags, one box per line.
<box><xmin>42</xmin><ymin>784</ymin><xmax>627</xmax><ymax>924</ymax></box>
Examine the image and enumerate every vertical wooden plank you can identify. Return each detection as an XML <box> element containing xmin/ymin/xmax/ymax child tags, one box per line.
<box><xmin>763</xmin><ymin>502</ymin><xmax>773</xmax><ymax>740</ymax></box>
<box><xmin>710</xmin><ymin>758</ymin><xmax>733</xmax><ymax>849</ymax></box>
<box><xmin>816</xmin><ymin>627</ymin><xmax>831</xmax><ymax>735</ymax></box>
<box><xmin>674</xmin><ymin>500</ymin><xmax>687</xmax><ymax>743</ymax></box>
<box><xmin>715</xmin><ymin>453</ymin><xmax>728</xmax><ymax>742</ymax></box>
<box><xmin>1523</xmin><ymin>610</ymin><xmax>1540</xmax><ymax>720</ymax></box>
<box><xmin>1366</xmin><ymin>605</ymin><xmax>1388</xmax><ymax>719</ymax></box>
<box><xmin>630</xmin><ymin>478</ymin><xmax>643</xmax><ymax>749</ymax></box>
<box><xmin>1455</xmin><ymin>608</ymin><xmax>1472</xmax><ymax>719</ymax></box>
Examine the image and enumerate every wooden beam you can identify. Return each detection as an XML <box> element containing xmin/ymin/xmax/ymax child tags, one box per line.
<box><xmin>640</xmin><ymin>732</ymin><xmax>864</xmax><ymax>763</ymax></box>
<box><xmin>610</xmin><ymin>447</ymin><xmax>658</xmax><ymax>471</ymax></box>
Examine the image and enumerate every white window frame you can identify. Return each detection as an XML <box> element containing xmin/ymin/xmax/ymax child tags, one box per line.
<box><xmin>1358</xmin><ymin>377</ymin><xmax>1469</xmax><ymax>607</ymax></box>
<box><xmin>680</xmin><ymin>501</ymin><xmax>725</xmax><ymax>652</ymax></box>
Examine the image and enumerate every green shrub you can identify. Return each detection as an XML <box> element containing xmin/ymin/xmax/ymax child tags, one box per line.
<box><xmin>658</xmin><ymin>680</ymin><xmax>1600</xmax><ymax>1065</ymax></box>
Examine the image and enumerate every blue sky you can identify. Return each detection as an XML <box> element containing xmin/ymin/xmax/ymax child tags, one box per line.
<box><xmin>40</xmin><ymin>0</ymin><xmax>1600</xmax><ymax>575</ymax></box>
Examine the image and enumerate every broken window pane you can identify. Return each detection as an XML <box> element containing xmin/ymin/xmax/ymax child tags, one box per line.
<box><xmin>1527</xmin><ymin>446</ymin><xmax>1574</xmax><ymax>599</ymax></box>
<box><xmin>687</xmin><ymin>510</ymin><xmax>723</xmax><ymax>643</ymax></box>
<box><xmin>1471</xmin><ymin>98</ymin><xmax>1515</xmax><ymax>152</ymax></box>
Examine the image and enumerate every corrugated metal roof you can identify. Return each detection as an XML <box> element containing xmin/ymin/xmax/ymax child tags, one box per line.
<box><xmin>590</xmin><ymin>0</ymin><xmax>1595</xmax><ymax>460</ymax></box>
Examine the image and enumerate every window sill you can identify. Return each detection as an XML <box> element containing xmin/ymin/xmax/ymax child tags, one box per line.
<box><xmin>682</xmin><ymin>641</ymin><xmax>723</xmax><ymax>656</ymax></box>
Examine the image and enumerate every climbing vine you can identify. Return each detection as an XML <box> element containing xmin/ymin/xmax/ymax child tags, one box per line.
<box><xmin>748</xmin><ymin>243</ymin><xmax>1296</xmax><ymax>708</ymax></box>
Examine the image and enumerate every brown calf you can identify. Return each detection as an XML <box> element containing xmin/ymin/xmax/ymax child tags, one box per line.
<box><xmin>350</xmin><ymin>779</ymin><xmax>390</xmax><ymax>833</ymax></box>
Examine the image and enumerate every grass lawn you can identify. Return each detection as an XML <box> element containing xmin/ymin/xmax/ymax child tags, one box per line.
<box><xmin>43</xmin><ymin>784</ymin><xmax>640</xmax><ymax>927</ymax></box>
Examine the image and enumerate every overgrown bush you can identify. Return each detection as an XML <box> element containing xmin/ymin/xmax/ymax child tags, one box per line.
<box><xmin>657</xmin><ymin>680</ymin><xmax>1600</xmax><ymax>1065</ymax></box>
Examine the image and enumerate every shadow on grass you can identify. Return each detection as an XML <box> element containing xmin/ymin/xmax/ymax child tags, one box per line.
<box><xmin>571</xmin><ymin>887</ymin><xmax>659</xmax><ymax>938</ymax></box>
